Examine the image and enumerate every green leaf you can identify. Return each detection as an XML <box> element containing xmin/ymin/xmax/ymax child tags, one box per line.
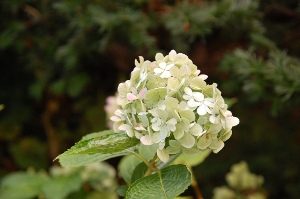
<box><xmin>116</xmin><ymin>185</ymin><xmax>128</xmax><ymax>197</ymax></box>
<box><xmin>42</xmin><ymin>173</ymin><xmax>82</xmax><ymax>199</ymax></box>
<box><xmin>58</xmin><ymin>149</ymin><xmax>134</xmax><ymax>167</ymax></box>
<box><xmin>174</xmin><ymin>149</ymin><xmax>211</xmax><ymax>167</ymax></box>
<box><xmin>131</xmin><ymin>162</ymin><xmax>148</xmax><ymax>183</ymax></box>
<box><xmin>118</xmin><ymin>154</ymin><xmax>142</xmax><ymax>184</ymax></box>
<box><xmin>81</xmin><ymin>130</ymin><xmax>115</xmax><ymax>141</ymax></box>
<box><xmin>125</xmin><ymin>165</ymin><xmax>191</xmax><ymax>199</ymax></box>
<box><xmin>57</xmin><ymin>133</ymin><xmax>139</xmax><ymax>158</ymax></box>
<box><xmin>0</xmin><ymin>172</ymin><xmax>48</xmax><ymax>199</ymax></box>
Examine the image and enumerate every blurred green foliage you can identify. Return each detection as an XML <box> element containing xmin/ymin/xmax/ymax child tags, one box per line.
<box><xmin>1</xmin><ymin>0</ymin><xmax>300</xmax><ymax>198</ymax></box>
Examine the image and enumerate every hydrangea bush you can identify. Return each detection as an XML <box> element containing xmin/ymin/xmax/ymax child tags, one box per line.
<box><xmin>111</xmin><ymin>50</ymin><xmax>239</xmax><ymax>163</ymax></box>
<box><xmin>56</xmin><ymin>50</ymin><xmax>239</xmax><ymax>198</ymax></box>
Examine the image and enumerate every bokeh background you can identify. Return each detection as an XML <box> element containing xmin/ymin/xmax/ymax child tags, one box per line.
<box><xmin>1</xmin><ymin>0</ymin><xmax>300</xmax><ymax>198</ymax></box>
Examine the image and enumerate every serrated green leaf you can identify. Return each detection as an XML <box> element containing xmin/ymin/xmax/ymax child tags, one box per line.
<box><xmin>125</xmin><ymin>164</ymin><xmax>191</xmax><ymax>199</ymax></box>
<box><xmin>57</xmin><ymin>133</ymin><xmax>139</xmax><ymax>158</ymax></box>
<box><xmin>0</xmin><ymin>172</ymin><xmax>48</xmax><ymax>199</ymax></box>
<box><xmin>131</xmin><ymin>162</ymin><xmax>148</xmax><ymax>183</ymax></box>
<box><xmin>42</xmin><ymin>173</ymin><xmax>82</xmax><ymax>199</ymax></box>
<box><xmin>116</xmin><ymin>185</ymin><xmax>128</xmax><ymax>197</ymax></box>
<box><xmin>58</xmin><ymin>148</ymin><xmax>134</xmax><ymax>167</ymax></box>
<box><xmin>81</xmin><ymin>130</ymin><xmax>115</xmax><ymax>141</ymax></box>
<box><xmin>118</xmin><ymin>154</ymin><xmax>142</xmax><ymax>184</ymax></box>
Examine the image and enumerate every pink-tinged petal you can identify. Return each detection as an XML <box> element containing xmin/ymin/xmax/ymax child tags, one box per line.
<box><xmin>225</xmin><ymin>110</ymin><xmax>232</xmax><ymax>117</ymax></box>
<box><xmin>230</xmin><ymin>117</ymin><xmax>239</xmax><ymax>126</ymax></box>
<box><xmin>199</xmin><ymin>74</ymin><xmax>208</xmax><ymax>80</ymax></box>
<box><xmin>139</xmin><ymin>88</ymin><xmax>147</xmax><ymax>98</ymax></box>
<box><xmin>127</xmin><ymin>93</ymin><xmax>137</xmax><ymax>101</ymax></box>
<box><xmin>141</xmin><ymin>135</ymin><xmax>153</xmax><ymax>145</ymax></box>
<box><xmin>110</xmin><ymin>116</ymin><xmax>122</xmax><ymax>122</ymax></box>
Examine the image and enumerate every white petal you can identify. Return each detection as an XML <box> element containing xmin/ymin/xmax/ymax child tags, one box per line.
<box><xmin>193</xmin><ymin>92</ymin><xmax>204</xmax><ymax>101</ymax></box>
<box><xmin>159</xmin><ymin>142</ymin><xmax>165</xmax><ymax>150</ymax></box>
<box><xmin>183</xmin><ymin>94</ymin><xmax>192</xmax><ymax>100</ymax></box>
<box><xmin>110</xmin><ymin>116</ymin><xmax>122</xmax><ymax>122</ymax></box>
<box><xmin>197</xmin><ymin>104</ymin><xmax>207</xmax><ymax>115</ymax></box>
<box><xmin>166</xmin><ymin>63</ymin><xmax>174</xmax><ymax>70</ymax></box>
<box><xmin>118</xmin><ymin>124</ymin><xmax>131</xmax><ymax>131</ymax></box>
<box><xmin>199</xmin><ymin>74</ymin><xmax>208</xmax><ymax>80</ymax></box>
<box><xmin>159</xmin><ymin>62</ymin><xmax>167</xmax><ymax>69</ymax></box>
<box><xmin>209</xmin><ymin>115</ymin><xmax>216</xmax><ymax>123</ymax></box>
<box><xmin>160</xmin><ymin>71</ymin><xmax>171</xmax><ymax>78</ymax></box>
<box><xmin>141</xmin><ymin>135</ymin><xmax>153</xmax><ymax>145</ymax></box>
<box><xmin>154</xmin><ymin>67</ymin><xmax>164</xmax><ymax>74</ymax></box>
<box><xmin>184</xmin><ymin>87</ymin><xmax>193</xmax><ymax>96</ymax></box>
<box><xmin>230</xmin><ymin>117</ymin><xmax>239</xmax><ymax>126</ymax></box>
<box><xmin>169</xmin><ymin>50</ymin><xmax>177</xmax><ymax>61</ymax></box>
<box><xmin>187</xmin><ymin>98</ymin><xmax>197</xmax><ymax>107</ymax></box>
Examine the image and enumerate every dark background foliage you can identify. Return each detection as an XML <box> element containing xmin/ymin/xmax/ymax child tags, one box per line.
<box><xmin>1</xmin><ymin>0</ymin><xmax>300</xmax><ymax>198</ymax></box>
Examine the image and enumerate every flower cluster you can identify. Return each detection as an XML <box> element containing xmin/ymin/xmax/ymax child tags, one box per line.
<box><xmin>111</xmin><ymin>50</ymin><xmax>239</xmax><ymax>162</ymax></box>
<box><xmin>213</xmin><ymin>161</ymin><xmax>267</xmax><ymax>199</ymax></box>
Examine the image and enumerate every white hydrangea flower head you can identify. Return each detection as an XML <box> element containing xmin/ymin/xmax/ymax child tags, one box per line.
<box><xmin>111</xmin><ymin>50</ymin><xmax>239</xmax><ymax>163</ymax></box>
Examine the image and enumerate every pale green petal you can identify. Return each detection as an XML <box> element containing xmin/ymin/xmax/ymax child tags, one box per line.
<box><xmin>157</xmin><ymin>149</ymin><xmax>169</xmax><ymax>163</ymax></box>
<box><xmin>221</xmin><ymin>130</ymin><xmax>232</xmax><ymax>141</ymax></box>
<box><xmin>180</xmin><ymin>110</ymin><xmax>195</xmax><ymax>122</ymax></box>
<box><xmin>154</xmin><ymin>108</ymin><xmax>168</xmax><ymax>122</ymax></box>
<box><xmin>155</xmin><ymin>53</ymin><xmax>164</xmax><ymax>61</ymax></box>
<box><xmin>197</xmin><ymin>116</ymin><xmax>208</xmax><ymax>125</ymax></box>
<box><xmin>179</xmin><ymin>132</ymin><xmax>195</xmax><ymax>148</ymax></box>
<box><xmin>166</xmin><ymin>146</ymin><xmax>181</xmax><ymax>154</ymax></box>
<box><xmin>190</xmin><ymin>77</ymin><xmax>206</xmax><ymax>90</ymax></box>
<box><xmin>164</xmin><ymin>97</ymin><xmax>179</xmax><ymax>110</ymax></box>
<box><xmin>160</xmin><ymin>125</ymin><xmax>168</xmax><ymax>140</ymax></box>
<box><xmin>189</xmin><ymin>123</ymin><xmax>203</xmax><ymax>136</ymax></box>
<box><xmin>168</xmin><ymin>50</ymin><xmax>177</xmax><ymax>61</ymax></box>
<box><xmin>197</xmin><ymin>135</ymin><xmax>211</xmax><ymax>150</ymax></box>
<box><xmin>207</xmin><ymin>123</ymin><xmax>222</xmax><ymax>134</ymax></box>
<box><xmin>168</xmin><ymin>77</ymin><xmax>180</xmax><ymax>90</ymax></box>
<box><xmin>170</xmin><ymin>65</ymin><xmax>180</xmax><ymax>77</ymax></box>
<box><xmin>144</xmin><ymin>89</ymin><xmax>159</xmax><ymax>104</ymax></box>
<box><xmin>169</xmin><ymin>140</ymin><xmax>181</xmax><ymax>147</ymax></box>
<box><xmin>173</xmin><ymin>123</ymin><xmax>184</xmax><ymax>140</ymax></box>
<box><xmin>152</xmin><ymin>132</ymin><xmax>161</xmax><ymax>143</ymax></box>
<box><xmin>130</xmin><ymin>68</ymin><xmax>140</xmax><ymax>82</ymax></box>
<box><xmin>180</xmin><ymin>65</ymin><xmax>188</xmax><ymax>76</ymax></box>
<box><xmin>210</xmin><ymin>139</ymin><xmax>224</xmax><ymax>153</ymax></box>
<box><xmin>182</xmin><ymin>147</ymin><xmax>200</xmax><ymax>156</ymax></box>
